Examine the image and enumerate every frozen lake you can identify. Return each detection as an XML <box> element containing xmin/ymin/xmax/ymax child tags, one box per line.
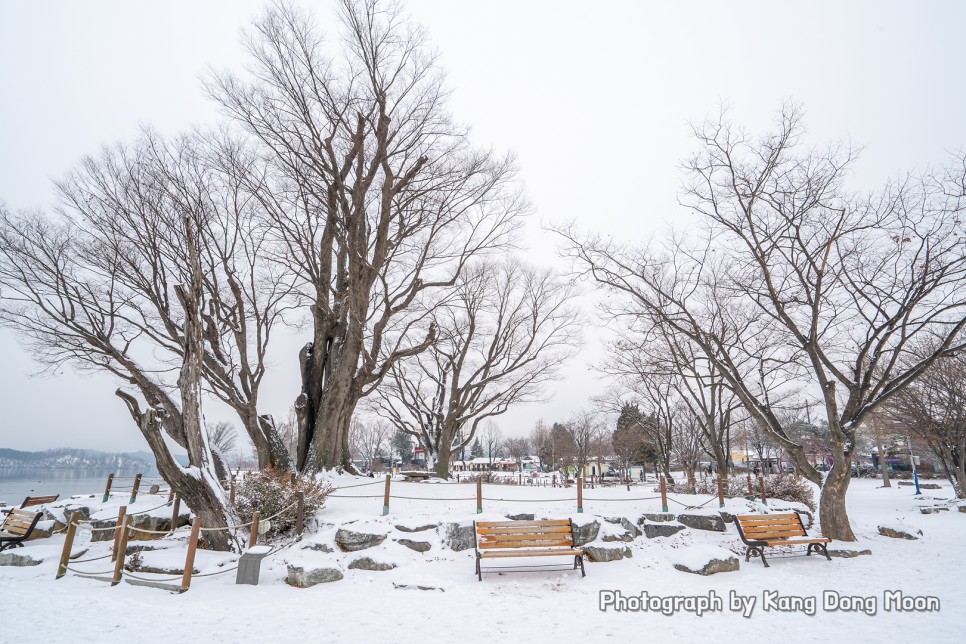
<box><xmin>0</xmin><ymin>468</ymin><xmax>157</xmax><ymax>505</ymax></box>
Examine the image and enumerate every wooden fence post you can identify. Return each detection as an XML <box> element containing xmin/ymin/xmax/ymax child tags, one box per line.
<box><xmin>129</xmin><ymin>473</ymin><xmax>142</xmax><ymax>504</ymax></box>
<box><xmin>476</xmin><ymin>478</ymin><xmax>483</xmax><ymax>514</ymax></box>
<box><xmin>577</xmin><ymin>477</ymin><xmax>584</xmax><ymax>513</ymax></box>
<box><xmin>112</xmin><ymin>506</ymin><xmax>128</xmax><ymax>563</ymax></box>
<box><xmin>170</xmin><ymin>494</ymin><xmax>181</xmax><ymax>534</ymax></box>
<box><xmin>717</xmin><ymin>476</ymin><xmax>725</xmax><ymax>508</ymax></box>
<box><xmin>111</xmin><ymin>515</ymin><xmax>131</xmax><ymax>586</ymax></box>
<box><xmin>56</xmin><ymin>511</ymin><xmax>81</xmax><ymax>579</ymax></box>
<box><xmin>296</xmin><ymin>491</ymin><xmax>305</xmax><ymax>536</ymax></box>
<box><xmin>660</xmin><ymin>476</ymin><xmax>669</xmax><ymax>513</ymax></box>
<box><xmin>180</xmin><ymin>518</ymin><xmax>202</xmax><ymax>593</ymax></box>
<box><xmin>167</xmin><ymin>489</ymin><xmax>174</xmax><ymax>506</ymax></box>
<box><xmin>248</xmin><ymin>511</ymin><xmax>260</xmax><ymax>549</ymax></box>
<box><xmin>382</xmin><ymin>475</ymin><xmax>391</xmax><ymax>516</ymax></box>
<box><xmin>102</xmin><ymin>473</ymin><xmax>114</xmax><ymax>503</ymax></box>
<box><xmin>759</xmin><ymin>476</ymin><xmax>767</xmax><ymax>505</ymax></box>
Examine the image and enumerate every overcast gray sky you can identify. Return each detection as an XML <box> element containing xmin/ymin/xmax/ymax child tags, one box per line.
<box><xmin>1</xmin><ymin>0</ymin><xmax>965</xmax><ymax>452</ymax></box>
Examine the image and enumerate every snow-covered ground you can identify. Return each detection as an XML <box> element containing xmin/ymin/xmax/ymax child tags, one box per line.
<box><xmin>1</xmin><ymin>477</ymin><xmax>963</xmax><ymax>643</ymax></box>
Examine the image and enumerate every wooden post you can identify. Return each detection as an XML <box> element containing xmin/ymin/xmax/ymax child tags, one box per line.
<box><xmin>248</xmin><ymin>511</ymin><xmax>260</xmax><ymax>549</ymax></box>
<box><xmin>717</xmin><ymin>476</ymin><xmax>725</xmax><ymax>508</ymax></box>
<box><xmin>102</xmin><ymin>473</ymin><xmax>114</xmax><ymax>503</ymax></box>
<box><xmin>759</xmin><ymin>476</ymin><xmax>767</xmax><ymax>505</ymax></box>
<box><xmin>167</xmin><ymin>489</ymin><xmax>174</xmax><ymax>506</ymax></box>
<box><xmin>129</xmin><ymin>473</ymin><xmax>142</xmax><ymax>504</ymax></box>
<box><xmin>296</xmin><ymin>491</ymin><xmax>305</xmax><ymax>535</ymax></box>
<box><xmin>112</xmin><ymin>505</ymin><xmax>128</xmax><ymax>563</ymax></box>
<box><xmin>56</xmin><ymin>511</ymin><xmax>81</xmax><ymax>579</ymax></box>
<box><xmin>180</xmin><ymin>518</ymin><xmax>202</xmax><ymax>593</ymax></box>
<box><xmin>111</xmin><ymin>515</ymin><xmax>131</xmax><ymax>586</ymax></box>
<box><xmin>382</xmin><ymin>475</ymin><xmax>391</xmax><ymax>516</ymax></box>
<box><xmin>230</xmin><ymin>474</ymin><xmax>237</xmax><ymax>504</ymax></box>
<box><xmin>170</xmin><ymin>494</ymin><xmax>181</xmax><ymax>534</ymax></box>
<box><xmin>747</xmin><ymin>472</ymin><xmax>754</xmax><ymax>496</ymax></box>
<box><xmin>476</xmin><ymin>478</ymin><xmax>483</xmax><ymax>514</ymax></box>
<box><xmin>660</xmin><ymin>476</ymin><xmax>669</xmax><ymax>513</ymax></box>
<box><xmin>688</xmin><ymin>472</ymin><xmax>697</xmax><ymax>495</ymax></box>
<box><xmin>577</xmin><ymin>477</ymin><xmax>584</xmax><ymax>513</ymax></box>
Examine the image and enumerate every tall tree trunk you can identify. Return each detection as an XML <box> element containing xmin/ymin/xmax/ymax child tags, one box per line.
<box><xmin>818</xmin><ymin>445</ymin><xmax>857</xmax><ymax>541</ymax></box>
<box><xmin>434</xmin><ymin>441</ymin><xmax>453</xmax><ymax>480</ymax></box>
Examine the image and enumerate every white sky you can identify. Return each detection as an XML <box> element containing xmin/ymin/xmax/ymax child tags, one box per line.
<box><xmin>1</xmin><ymin>0</ymin><xmax>965</xmax><ymax>452</ymax></box>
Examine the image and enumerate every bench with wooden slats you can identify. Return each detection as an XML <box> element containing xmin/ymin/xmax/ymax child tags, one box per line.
<box><xmin>0</xmin><ymin>509</ymin><xmax>43</xmax><ymax>552</ymax></box>
<box><xmin>734</xmin><ymin>513</ymin><xmax>831</xmax><ymax>567</ymax></box>
<box><xmin>473</xmin><ymin>519</ymin><xmax>585</xmax><ymax>580</ymax></box>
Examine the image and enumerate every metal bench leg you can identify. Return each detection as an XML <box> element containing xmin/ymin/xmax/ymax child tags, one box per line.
<box><xmin>818</xmin><ymin>543</ymin><xmax>831</xmax><ymax>562</ymax></box>
<box><xmin>578</xmin><ymin>555</ymin><xmax>585</xmax><ymax>577</ymax></box>
<box><xmin>746</xmin><ymin>545</ymin><xmax>769</xmax><ymax>567</ymax></box>
<box><xmin>476</xmin><ymin>555</ymin><xmax>482</xmax><ymax>581</ymax></box>
<box><xmin>806</xmin><ymin>543</ymin><xmax>814</xmax><ymax>556</ymax></box>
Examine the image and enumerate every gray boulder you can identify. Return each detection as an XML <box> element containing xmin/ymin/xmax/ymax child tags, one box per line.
<box><xmin>0</xmin><ymin>551</ymin><xmax>44</xmax><ymax>566</ymax></box>
<box><xmin>335</xmin><ymin>528</ymin><xmax>387</xmax><ymax>551</ymax></box>
<box><xmin>583</xmin><ymin>545</ymin><xmax>632</xmax><ymax>562</ymax></box>
<box><xmin>287</xmin><ymin>564</ymin><xmax>343</xmax><ymax>587</ymax></box>
<box><xmin>443</xmin><ymin>523</ymin><xmax>476</xmax><ymax>551</ymax></box>
<box><xmin>639</xmin><ymin>512</ymin><xmax>675</xmax><ymax>523</ymax></box>
<box><xmin>395</xmin><ymin>523</ymin><xmax>438</xmax><ymax>533</ymax></box>
<box><xmin>302</xmin><ymin>542</ymin><xmax>334</xmax><ymax>553</ymax></box>
<box><xmin>676</xmin><ymin>513</ymin><xmax>726</xmax><ymax>532</ymax></box>
<box><xmin>640</xmin><ymin>521</ymin><xmax>686</xmax><ymax>539</ymax></box>
<box><xmin>878</xmin><ymin>525</ymin><xmax>922</xmax><ymax>540</ymax></box>
<box><xmin>919</xmin><ymin>507</ymin><xmax>948</xmax><ymax>515</ymax></box>
<box><xmin>602</xmin><ymin>517</ymin><xmax>641</xmax><ymax>542</ymax></box>
<box><xmin>90</xmin><ymin>512</ymin><xmax>190</xmax><ymax>542</ymax></box>
<box><xmin>506</xmin><ymin>513</ymin><xmax>535</xmax><ymax>521</ymax></box>
<box><xmin>393</xmin><ymin>582</ymin><xmax>444</xmax><ymax>592</ymax></box>
<box><xmin>348</xmin><ymin>557</ymin><xmax>397</xmax><ymax>571</ymax></box>
<box><xmin>571</xmin><ymin>520</ymin><xmax>601</xmax><ymax>546</ymax></box>
<box><xmin>397</xmin><ymin>539</ymin><xmax>431</xmax><ymax>553</ymax></box>
<box><xmin>828</xmin><ymin>547</ymin><xmax>872</xmax><ymax>558</ymax></box>
<box><xmin>674</xmin><ymin>554</ymin><xmax>739</xmax><ymax>576</ymax></box>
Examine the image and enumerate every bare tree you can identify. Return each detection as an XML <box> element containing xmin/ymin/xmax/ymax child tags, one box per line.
<box><xmin>565</xmin><ymin>410</ymin><xmax>607</xmax><ymax>479</ymax></box>
<box><xmin>349</xmin><ymin>419</ymin><xmax>391</xmax><ymax>473</ymax></box>
<box><xmin>504</xmin><ymin>436</ymin><xmax>532</xmax><ymax>471</ymax></box>
<box><xmin>369</xmin><ymin>261</ymin><xmax>580</xmax><ymax>477</ymax></box>
<box><xmin>207</xmin><ymin>421</ymin><xmax>239</xmax><ymax>465</ymax></box>
<box><xmin>208</xmin><ymin>0</ymin><xmax>523</xmax><ymax>472</ymax></box>
<box><xmin>559</xmin><ymin>105</ymin><xmax>966</xmax><ymax>540</ymax></box>
<box><xmin>480</xmin><ymin>421</ymin><xmax>503</xmax><ymax>468</ymax></box>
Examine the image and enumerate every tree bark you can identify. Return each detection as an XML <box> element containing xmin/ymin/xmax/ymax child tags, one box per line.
<box><xmin>818</xmin><ymin>446</ymin><xmax>857</xmax><ymax>541</ymax></box>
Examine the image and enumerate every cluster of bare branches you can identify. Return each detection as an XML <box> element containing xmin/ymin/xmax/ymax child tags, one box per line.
<box><xmin>559</xmin><ymin>104</ymin><xmax>966</xmax><ymax>540</ymax></box>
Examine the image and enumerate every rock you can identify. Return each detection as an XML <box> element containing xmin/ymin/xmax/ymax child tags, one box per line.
<box><xmin>348</xmin><ymin>557</ymin><xmax>397</xmax><ymax>571</ymax></box>
<box><xmin>602</xmin><ymin>517</ymin><xmax>641</xmax><ymax>542</ymax></box>
<box><xmin>302</xmin><ymin>542</ymin><xmax>334</xmax><ymax>553</ymax></box>
<box><xmin>506</xmin><ymin>513</ymin><xmax>534</xmax><ymax>521</ymax></box>
<box><xmin>397</xmin><ymin>539</ymin><xmax>431</xmax><ymax>553</ymax></box>
<box><xmin>571</xmin><ymin>520</ymin><xmax>601</xmax><ymax>546</ymax></box>
<box><xmin>287</xmin><ymin>564</ymin><xmax>344</xmax><ymax>587</ymax></box>
<box><xmin>828</xmin><ymin>547</ymin><xmax>872</xmax><ymax>558</ymax></box>
<box><xmin>676</xmin><ymin>513</ymin><xmax>726</xmax><ymax>532</ymax></box>
<box><xmin>62</xmin><ymin>506</ymin><xmax>93</xmax><ymax>522</ymax></box>
<box><xmin>125</xmin><ymin>544</ymin><xmax>160</xmax><ymax>556</ymax></box>
<box><xmin>26</xmin><ymin>520</ymin><xmax>62</xmax><ymax>541</ymax></box>
<box><xmin>335</xmin><ymin>528</ymin><xmax>387</xmax><ymax>551</ymax></box>
<box><xmin>919</xmin><ymin>507</ymin><xmax>949</xmax><ymax>515</ymax></box>
<box><xmin>90</xmin><ymin>512</ymin><xmax>190</xmax><ymax>542</ymax></box>
<box><xmin>639</xmin><ymin>513</ymin><xmax>676</xmax><ymax>523</ymax></box>
<box><xmin>442</xmin><ymin>523</ymin><xmax>475</xmax><ymax>551</ymax></box>
<box><xmin>719</xmin><ymin>511</ymin><xmax>736</xmax><ymax>524</ymax></box>
<box><xmin>640</xmin><ymin>521</ymin><xmax>686</xmax><ymax>539</ymax></box>
<box><xmin>129</xmin><ymin>564</ymin><xmax>199</xmax><ymax>575</ymax></box>
<box><xmin>393</xmin><ymin>582</ymin><xmax>444</xmax><ymax>592</ymax></box>
<box><xmin>584</xmin><ymin>545</ymin><xmax>632</xmax><ymax>562</ymax></box>
<box><xmin>878</xmin><ymin>525</ymin><xmax>922</xmax><ymax>540</ymax></box>
<box><xmin>959</xmin><ymin>505</ymin><xmax>966</xmax><ymax>514</ymax></box>
<box><xmin>898</xmin><ymin>481</ymin><xmax>941</xmax><ymax>489</ymax></box>
<box><xmin>0</xmin><ymin>551</ymin><xmax>44</xmax><ymax>566</ymax></box>
<box><xmin>672</xmin><ymin>546</ymin><xmax>740</xmax><ymax>575</ymax></box>
<box><xmin>395</xmin><ymin>523</ymin><xmax>438</xmax><ymax>533</ymax></box>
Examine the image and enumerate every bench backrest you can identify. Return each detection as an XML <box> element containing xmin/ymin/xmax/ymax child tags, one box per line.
<box><xmin>21</xmin><ymin>495</ymin><xmax>59</xmax><ymax>508</ymax></box>
<box><xmin>735</xmin><ymin>513</ymin><xmax>807</xmax><ymax>541</ymax></box>
<box><xmin>475</xmin><ymin>519</ymin><xmax>575</xmax><ymax>550</ymax></box>
<box><xmin>1</xmin><ymin>509</ymin><xmax>41</xmax><ymax>536</ymax></box>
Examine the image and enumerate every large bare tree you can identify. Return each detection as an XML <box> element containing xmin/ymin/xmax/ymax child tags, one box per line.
<box><xmin>370</xmin><ymin>260</ymin><xmax>580</xmax><ymax>477</ymax></box>
<box><xmin>208</xmin><ymin>0</ymin><xmax>523</xmax><ymax>472</ymax></box>
<box><xmin>559</xmin><ymin>105</ymin><xmax>966</xmax><ymax>540</ymax></box>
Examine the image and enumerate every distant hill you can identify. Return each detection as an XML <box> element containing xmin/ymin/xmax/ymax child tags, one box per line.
<box><xmin>0</xmin><ymin>448</ymin><xmax>159</xmax><ymax>474</ymax></box>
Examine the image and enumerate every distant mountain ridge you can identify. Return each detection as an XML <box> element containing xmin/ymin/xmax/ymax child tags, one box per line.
<box><xmin>0</xmin><ymin>448</ymin><xmax>159</xmax><ymax>473</ymax></box>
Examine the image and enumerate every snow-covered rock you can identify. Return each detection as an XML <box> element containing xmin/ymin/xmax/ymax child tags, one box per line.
<box><xmin>878</xmin><ymin>522</ymin><xmax>923</xmax><ymax>540</ymax></box>
<box><xmin>335</xmin><ymin>528</ymin><xmax>387</xmax><ymax>551</ymax></box>
<box><xmin>302</xmin><ymin>542</ymin><xmax>333</xmax><ymax>553</ymax></box>
<box><xmin>287</xmin><ymin>564</ymin><xmax>343</xmax><ymax>587</ymax></box>
<box><xmin>584</xmin><ymin>544</ymin><xmax>632</xmax><ymax>562</ymax></box>
<box><xmin>601</xmin><ymin>517</ymin><xmax>641</xmax><ymax>542</ymax></box>
<box><xmin>0</xmin><ymin>550</ymin><xmax>44</xmax><ymax>566</ymax></box>
<box><xmin>828</xmin><ymin>547</ymin><xmax>872</xmax><ymax>558</ymax></box>
<box><xmin>671</xmin><ymin>545</ymin><xmax>739</xmax><ymax>575</ymax></box>
<box><xmin>506</xmin><ymin>513</ymin><xmax>534</xmax><ymax>521</ymax></box>
<box><xmin>640</xmin><ymin>521</ymin><xmax>686</xmax><ymax>539</ymax></box>
<box><xmin>395</xmin><ymin>523</ymin><xmax>438</xmax><ymax>533</ymax></box>
<box><xmin>676</xmin><ymin>513</ymin><xmax>726</xmax><ymax>532</ymax></box>
<box><xmin>442</xmin><ymin>522</ymin><xmax>475</xmax><ymax>551</ymax></box>
<box><xmin>348</xmin><ymin>556</ymin><xmax>397</xmax><ymax>571</ymax></box>
<box><xmin>397</xmin><ymin>538</ymin><xmax>431</xmax><ymax>553</ymax></box>
<box><xmin>639</xmin><ymin>512</ymin><xmax>675</xmax><ymax>523</ymax></box>
<box><xmin>571</xmin><ymin>520</ymin><xmax>600</xmax><ymax>546</ymax></box>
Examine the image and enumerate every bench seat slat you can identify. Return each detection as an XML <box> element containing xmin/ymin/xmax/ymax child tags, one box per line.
<box><xmin>480</xmin><ymin>539</ymin><xmax>574</xmax><ymax>549</ymax></box>
<box><xmin>736</xmin><ymin>513</ymin><xmax>799</xmax><ymax>522</ymax></box>
<box><xmin>476</xmin><ymin>525</ymin><xmax>572</xmax><ymax>535</ymax></box>
<box><xmin>742</xmin><ymin>528</ymin><xmax>807</xmax><ymax>538</ymax></box>
<box><xmin>480</xmin><ymin>548</ymin><xmax>584</xmax><ymax>559</ymax></box>
<box><xmin>476</xmin><ymin>520</ymin><xmax>571</xmax><ymax>528</ymax></box>
<box><xmin>478</xmin><ymin>531</ymin><xmax>573</xmax><ymax>541</ymax></box>
<box><xmin>761</xmin><ymin>538</ymin><xmax>831</xmax><ymax>546</ymax></box>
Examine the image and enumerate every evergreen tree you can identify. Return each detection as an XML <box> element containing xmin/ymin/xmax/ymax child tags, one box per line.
<box><xmin>470</xmin><ymin>438</ymin><xmax>484</xmax><ymax>459</ymax></box>
<box><xmin>393</xmin><ymin>429</ymin><xmax>414</xmax><ymax>466</ymax></box>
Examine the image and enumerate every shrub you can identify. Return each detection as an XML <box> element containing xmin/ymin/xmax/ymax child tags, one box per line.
<box><xmin>668</xmin><ymin>471</ymin><xmax>816</xmax><ymax>511</ymax></box>
<box><xmin>232</xmin><ymin>469</ymin><xmax>331</xmax><ymax>539</ymax></box>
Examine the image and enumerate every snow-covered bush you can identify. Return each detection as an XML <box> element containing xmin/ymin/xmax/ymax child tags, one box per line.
<box><xmin>232</xmin><ymin>469</ymin><xmax>331</xmax><ymax>539</ymax></box>
<box><xmin>669</xmin><ymin>472</ymin><xmax>815</xmax><ymax>510</ymax></box>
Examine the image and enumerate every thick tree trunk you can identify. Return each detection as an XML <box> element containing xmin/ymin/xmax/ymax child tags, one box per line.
<box><xmin>434</xmin><ymin>441</ymin><xmax>453</xmax><ymax>479</ymax></box>
<box><xmin>818</xmin><ymin>448</ymin><xmax>857</xmax><ymax>541</ymax></box>
<box><xmin>246</xmin><ymin>412</ymin><xmax>291</xmax><ymax>471</ymax></box>
<box><xmin>875</xmin><ymin>433</ymin><xmax>891</xmax><ymax>488</ymax></box>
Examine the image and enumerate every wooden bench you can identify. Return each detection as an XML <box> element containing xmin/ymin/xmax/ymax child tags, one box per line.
<box><xmin>0</xmin><ymin>509</ymin><xmax>43</xmax><ymax>552</ymax></box>
<box><xmin>2</xmin><ymin>495</ymin><xmax>60</xmax><ymax>516</ymax></box>
<box><xmin>734</xmin><ymin>513</ymin><xmax>831</xmax><ymax>567</ymax></box>
<box><xmin>473</xmin><ymin>519</ymin><xmax>585</xmax><ymax>580</ymax></box>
